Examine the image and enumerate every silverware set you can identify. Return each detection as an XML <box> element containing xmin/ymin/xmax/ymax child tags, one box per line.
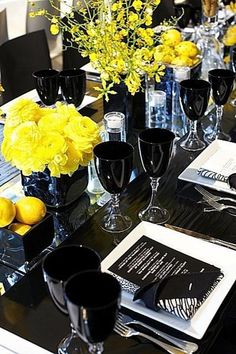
<box><xmin>195</xmin><ymin>185</ymin><xmax>236</xmax><ymax>213</ymax></box>
<box><xmin>114</xmin><ymin>185</ymin><xmax>236</xmax><ymax>353</ymax></box>
<box><xmin>114</xmin><ymin>313</ymin><xmax>198</xmax><ymax>354</ymax></box>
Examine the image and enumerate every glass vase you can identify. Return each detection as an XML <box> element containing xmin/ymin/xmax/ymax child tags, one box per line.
<box><xmin>198</xmin><ymin>0</ymin><xmax>225</xmax><ymax>80</ymax></box>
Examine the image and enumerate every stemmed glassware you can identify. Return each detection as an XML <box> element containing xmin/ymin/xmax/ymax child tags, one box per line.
<box><xmin>230</xmin><ymin>47</ymin><xmax>236</xmax><ymax>107</ymax></box>
<box><xmin>93</xmin><ymin>141</ymin><xmax>134</xmax><ymax>233</ymax></box>
<box><xmin>208</xmin><ymin>68</ymin><xmax>236</xmax><ymax>141</ymax></box>
<box><xmin>179</xmin><ymin>79</ymin><xmax>211</xmax><ymax>151</ymax></box>
<box><xmin>32</xmin><ymin>69</ymin><xmax>60</xmax><ymax>106</ymax></box>
<box><xmin>65</xmin><ymin>270</ymin><xmax>121</xmax><ymax>354</ymax></box>
<box><xmin>59</xmin><ymin>68</ymin><xmax>86</xmax><ymax>107</ymax></box>
<box><xmin>42</xmin><ymin>245</ymin><xmax>101</xmax><ymax>354</ymax></box>
<box><xmin>138</xmin><ymin>128</ymin><xmax>175</xmax><ymax>224</ymax></box>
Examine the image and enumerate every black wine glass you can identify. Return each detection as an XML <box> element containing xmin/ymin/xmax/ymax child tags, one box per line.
<box><xmin>59</xmin><ymin>68</ymin><xmax>86</xmax><ymax>107</ymax></box>
<box><xmin>32</xmin><ymin>69</ymin><xmax>59</xmax><ymax>106</ymax></box>
<box><xmin>179</xmin><ymin>79</ymin><xmax>211</xmax><ymax>151</ymax></box>
<box><xmin>94</xmin><ymin>141</ymin><xmax>134</xmax><ymax>233</ymax></box>
<box><xmin>138</xmin><ymin>128</ymin><xmax>175</xmax><ymax>224</ymax></box>
<box><xmin>65</xmin><ymin>270</ymin><xmax>121</xmax><ymax>354</ymax></box>
<box><xmin>42</xmin><ymin>245</ymin><xmax>101</xmax><ymax>354</ymax></box>
<box><xmin>208</xmin><ymin>69</ymin><xmax>235</xmax><ymax>141</ymax></box>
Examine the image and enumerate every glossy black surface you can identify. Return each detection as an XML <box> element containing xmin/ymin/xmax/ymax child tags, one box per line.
<box><xmin>60</xmin><ymin>69</ymin><xmax>86</xmax><ymax>107</ymax></box>
<box><xmin>42</xmin><ymin>245</ymin><xmax>101</xmax><ymax>314</ymax></box>
<box><xmin>138</xmin><ymin>128</ymin><xmax>175</xmax><ymax>178</ymax></box>
<box><xmin>32</xmin><ymin>69</ymin><xmax>59</xmax><ymax>106</ymax></box>
<box><xmin>208</xmin><ymin>69</ymin><xmax>236</xmax><ymax>106</ymax></box>
<box><xmin>1</xmin><ymin>83</ymin><xmax>236</xmax><ymax>354</ymax></box>
<box><xmin>180</xmin><ymin>79</ymin><xmax>211</xmax><ymax>121</ymax></box>
<box><xmin>94</xmin><ymin>141</ymin><xmax>133</xmax><ymax>194</ymax></box>
<box><xmin>65</xmin><ymin>271</ymin><xmax>121</xmax><ymax>343</ymax></box>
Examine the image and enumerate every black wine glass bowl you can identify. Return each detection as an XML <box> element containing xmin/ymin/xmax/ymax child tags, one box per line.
<box><xmin>32</xmin><ymin>69</ymin><xmax>59</xmax><ymax>106</ymax></box>
<box><xmin>59</xmin><ymin>68</ymin><xmax>86</xmax><ymax>107</ymax></box>
<box><xmin>138</xmin><ymin>128</ymin><xmax>175</xmax><ymax>178</ymax></box>
<box><xmin>94</xmin><ymin>141</ymin><xmax>134</xmax><ymax>194</ymax></box>
<box><xmin>65</xmin><ymin>270</ymin><xmax>121</xmax><ymax>344</ymax></box>
<box><xmin>208</xmin><ymin>69</ymin><xmax>236</xmax><ymax>105</ymax></box>
<box><xmin>42</xmin><ymin>245</ymin><xmax>101</xmax><ymax>314</ymax></box>
<box><xmin>179</xmin><ymin>79</ymin><xmax>211</xmax><ymax>121</ymax></box>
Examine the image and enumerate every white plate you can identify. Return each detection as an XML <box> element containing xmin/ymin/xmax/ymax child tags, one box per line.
<box><xmin>101</xmin><ymin>221</ymin><xmax>236</xmax><ymax>339</ymax></box>
<box><xmin>178</xmin><ymin>140</ymin><xmax>236</xmax><ymax>196</ymax></box>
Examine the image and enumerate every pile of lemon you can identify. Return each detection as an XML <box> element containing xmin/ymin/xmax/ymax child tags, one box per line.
<box><xmin>0</xmin><ymin>196</ymin><xmax>47</xmax><ymax>236</ymax></box>
<box><xmin>154</xmin><ymin>29</ymin><xmax>201</xmax><ymax>67</ymax></box>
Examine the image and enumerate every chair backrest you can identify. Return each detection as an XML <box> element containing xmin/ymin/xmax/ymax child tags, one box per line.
<box><xmin>0</xmin><ymin>30</ymin><xmax>52</xmax><ymax>104</ymax></box>
<box><xmin>152</xmin><ymin>0</ymin><xmax>175</xmax><ymax>27</ymax></box>
<box><xmin>26</xmin><ymin>0</ymin><xmax>60</xmax><ymax>54</ymax></box>
<box><xmin>62</xmin><ymin>13</ymin><xmax>89</xmax><ymax>70</ymax></box>
<box><xmin>0</xmin><ymin>8</ymin><xmax>8</xmax><ymax>45</ymax></box>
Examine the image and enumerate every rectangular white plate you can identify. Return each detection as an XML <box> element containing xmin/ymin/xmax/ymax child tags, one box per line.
<box><xmin>178</xmin><ymin>140</ymin><xmax>236</xmax><ymax>196</ymax></box>
<box><xmin>101</xmin><ymin>221</ymin><xmax>236</xmax><ymax>339</ymax></box>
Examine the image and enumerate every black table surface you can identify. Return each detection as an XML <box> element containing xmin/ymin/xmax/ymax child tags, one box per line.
<box><xmin>0</xmin><ymin>95</ymin><xmax>236</xmax><ymax>354</ymax></box>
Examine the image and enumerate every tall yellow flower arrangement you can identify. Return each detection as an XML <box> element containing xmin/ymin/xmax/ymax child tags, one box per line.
<box><xmin>29</xmin><ymin>0</ymin><xmax>166</xmax><ymax>99</ymax></box>
<box><xmin>1</xmin><ymin>99</ymin><xmax>101</xmax><ymax>177</ymax></box>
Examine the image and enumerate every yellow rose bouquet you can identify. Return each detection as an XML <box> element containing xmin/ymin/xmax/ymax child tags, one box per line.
<box><xmin>1</xmin><ymin>99</ymin><xmax>101</xmax><ymax>177</ymax></box>
<box><xmin>29</xmin><ymin>0</ymin><xmax>166</xmax><ymax>99</ymax></box>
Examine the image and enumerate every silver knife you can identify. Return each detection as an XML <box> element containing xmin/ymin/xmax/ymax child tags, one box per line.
<box><xmin>165</xmin><ymin>224</ymin><xmax>236</xmax><ymax>251</ymax></box>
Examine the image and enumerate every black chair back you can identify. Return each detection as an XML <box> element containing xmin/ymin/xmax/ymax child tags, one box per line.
<box><xmin>62</xmin><ymin>14</ymin><xmax>89</xmax><ymax>70</ymax></box>
<box><xmin>0</xmin><ymin>30</ymin><xmax>52</xmax><ymax>104</ymax></box>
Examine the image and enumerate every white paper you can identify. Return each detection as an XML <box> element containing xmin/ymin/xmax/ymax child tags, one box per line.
<box><xmin>0</xmin><ymin>327</ymin><xmax>53</xmax><ymax>354</ymax></box>
<box><xmin>201</xmin><ymin>150</ymin><xmax>236</xmax><ymax>177</ymax></box>
<box><xmin>178</xmin><ymin>140</ymin><xmax>236</xmax><ymax>196</ymax></box>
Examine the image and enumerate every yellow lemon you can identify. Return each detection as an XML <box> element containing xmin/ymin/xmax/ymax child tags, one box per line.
<box><xmin>0</xmin><ymin>197</ymin><xmax>16</xmax><ymax>227</ymax></box>
<box><xmin>175</xmin><ymin>41</ymin><xmax>200</xmax><ymax>58</ymax></box>
<box><xmin>8</xmin><ymin>222</ymin><xmax>32</xmax><ymax>236</ymax></box>
<box><xmin>154</xmin><ymin>45</ymin><xmax>175</xmax><ymax>63</ymax></box>
<box><xmin>160</xmin><ymin>29</ymin><xmax>182</xmax><ymax>47</ymax></box>
<box><xmin>171</xmin><ymin>56</ymin><xmax>193</xmax><ymax>67</ymax></box>
<box><xmin>15</xmin><ymin>196</ymin><xmax>47</xmax><ymax>225</ymax></box>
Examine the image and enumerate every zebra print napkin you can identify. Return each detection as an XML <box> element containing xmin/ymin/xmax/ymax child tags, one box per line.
<box><xmin>133</xmin><ymin>270</ymin><xmax>223</xmax><ymax>320</ymax></box>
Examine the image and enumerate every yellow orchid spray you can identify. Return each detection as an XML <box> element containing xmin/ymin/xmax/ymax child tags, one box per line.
<box><xmin>28</xmin><ymin>0</ymin><xmax>167</xmax><ymax>97</ymax></box>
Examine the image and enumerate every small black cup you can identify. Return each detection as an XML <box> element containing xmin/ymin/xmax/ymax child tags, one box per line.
<box><xmin>60</xmin><ymin>68</ymin><xmax>86</xmax><ymax>107</ymax></box>
<box><xmin>33</xmin><ymin>69</ymin><xmax>59</xmax><ymax>106</ymax></box>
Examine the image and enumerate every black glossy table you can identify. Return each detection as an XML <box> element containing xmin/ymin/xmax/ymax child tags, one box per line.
<box><xmin>0</xmin><ymin>95</ymin><xmax>236</xmax><ymax>354</ymax></box>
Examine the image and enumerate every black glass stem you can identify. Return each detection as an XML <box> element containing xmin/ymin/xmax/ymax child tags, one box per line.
<box><xmin>208</xmin><ymin>69</ymin><xmax>235</xmax><ymax>141</ymax></box>
<box><xmin>138</xmin><ymin>128</ymin><xmax>175</xmax><ymax>224</ymax></box>
<box><xmin>65</xmin><ymin>270</ymin><xmax>121</xmax><ymax>354</ymax></box>
<box><xmin>59</xmin><ymin>68</ymin><xmax>86</xmax><ymax>107</ymax></box>
<box><xmin>94</xmin><ymin>141</ymin><xmax>133</xmax><ymax>233</ymax></box>
<box><xmin>33</xmin><ymin>69</ymin><xmax>59</xmax><ymax>106</ymax></box>
<box><xmin>179</xmin><ymin>79</ymin><xmax>211</xmax><ymax>151</ymax></box>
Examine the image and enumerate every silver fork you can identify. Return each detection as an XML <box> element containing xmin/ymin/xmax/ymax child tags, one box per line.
<box><xmin>195</xmin><ymin>185</ymin><xmax>236</xmax><ymax>204</ymax></box>
<box><xmin>202</xmin><ymin>197</ymin><xmax>236</xmax><ymax>212</ymax></box>
<box><xmin>118</xmin><ymin>313</ymin><xmax>198</xmax><ymax>353</ymax></box>
<box><xmin>114</xmin><ymin>320</ymin><xmax>190</xmax><ymax>354</ymax></box>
